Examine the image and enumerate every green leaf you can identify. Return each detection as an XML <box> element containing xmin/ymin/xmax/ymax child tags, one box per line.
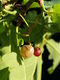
<box><xmin>46</xmin><ymin>39</ymin><xmax>60</xmax><ymax>74</ymax></box>
<box><xmin>21</xmin><ymin>11</ymin><xmax>45</xmax><ymax>43</ymax></box>
<box><xmin>51</xmin><ymin>4</ymin><xmax>60</xmax><ymax>33</ymax></box>
<box><xmin>0</xmin><ymin>32</ymin><xmax>10</xmax><ymax>48</ymax></box>
<box><xmin>2</xmin><ymin>0</ymin><xmax>11</xmax><ymax>4</ymax></box>
<box><xmin>2</xmin><ymin>52</ymin><xmax>38</xmax><ymax>80</ymax></box>
<box><xmin>29</xmin><ymin>14</ymin><xmax>47</xmax><ymax>43</ymax></box>
<box><xmin>52</xmin><ymin>0</ymin><xmax>60</xmax><ymax>4</ymax></box>
<box><xmin>25</xmin><ymin>11</ymin><xmax>46</xmax><ymax>43</ymax></box>
<box><xmin>36</xmin><ymin>56</ymin><xmax>42</xmax><ymax>80</ymax></box>
<box><xmin>53</xmin><ymin>4</ymin><xmax>60</xmax><ymax>21</ymax></box>
<box><xmin>24</xmin><ymin>56</ymin><xmax>38</xmax><ymax>80</ymax></box>
<box><xmin>9</xmin><ymin>66</ymin><xmax>26</xmax><ymax>80</ymax></box>
<box><xmin>22</xmin><ymin>0</ymin><xmax>29</xmax><ymax>5</ymax></box>
<box><xmin>44</xmin><ymin>4</ymin><xmax>60</xmax><ymax>33</ymax></box>
<box><xmin>29</xmin><ymin>2</ymin><xmax>40</xmax><ymax>8</ymax></box>
<box><xmin>0</xmin><ymin>21</ymin><xmax>6</xmax><ymax>34</ymax></box>
<box><xmin>30</xmin><ymin>25</ymin><xmax>45</xmax><ymax>43</ymax></box>
<box><xmin>0</xmin><ymin>56</ymin><xmax>8</xmax><ymax>70</ymax></box>
<box><xmin>0</xmin><ymin>45</ymin><xmax>11</xmax><ymax>55</ymax></box>
<box><xmin>1</xmin><ymin>0</ymin><xmax>7</xmax><ymax>4</ymax></box>
<box><xmin>2</xmin><ymin>52</ymin><xmax>19</xmax><ymax>68</ymax></box>
<box><xmin>2</xmin><ymin>52</ymin><xmax>26</xmax><ymax>80</ymax></box>
<box><xmin>44</xmin><ymin>1</ymin><xmax>54</xmax><ymax>8</ymax></box>
<box><xmin>0</xmin><ymin>1</ymin><xmax>2</xmax><ymax>11</ymax></box>
<box><xmin>44</xmin><ymin>0</ymin><xmax>60</xmax><ymax>8</ymax></box>
<box><xmin>0</xmin><ymin>68</ymin><xmax>9</xmax><ymax>80</ymax></box>
<box><xmin>25</xmin><ymin>11</ymin><xmax>37</xmax><ymax>26</ymax></box>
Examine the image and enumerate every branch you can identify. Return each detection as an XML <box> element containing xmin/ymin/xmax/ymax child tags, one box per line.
<box><xmin>20</xmin><ymin>0</ymin><xmax>35</xmax><ymax>14</ymax></box>
<box><xmin>16</xmin><ymin>0</ymin><xmax>36</xmax><ymax>26</ymax></box>
<box><xmin>39</xmin><ymin>0</ymin><xmax>44</xmax><ymax>7</ymax></box>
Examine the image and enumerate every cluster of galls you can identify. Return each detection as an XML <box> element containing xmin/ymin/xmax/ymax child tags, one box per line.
<box><xmin>20</xmin><ymin>45</ymin><xmax>41</xmax><ymax>58</ymax></box>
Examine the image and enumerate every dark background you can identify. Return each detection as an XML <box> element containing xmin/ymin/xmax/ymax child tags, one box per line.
<box><xmin>42</xmin><ymin>33</ymin><xmax>60</xmax><ymax>80</ymax></box>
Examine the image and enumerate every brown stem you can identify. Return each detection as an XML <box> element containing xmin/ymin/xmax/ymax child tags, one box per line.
<box><xmin>39</xmin><ymin>0</ymin><xmax>44</xmax><ymax>7</ymax></box>
<box><xmin>20</xmin><ymin>0</ymin><xmax>35</xmax><ymax>14</ymax></box>
<box><xmin>15</xmin><ymin>0</ymin><xmax>36</xmax><ymax>26</ymax></box>
<box><xmin>28</xmin><ymin>18</ymin><xmax>39</xmax><ymax>34</ymax></box>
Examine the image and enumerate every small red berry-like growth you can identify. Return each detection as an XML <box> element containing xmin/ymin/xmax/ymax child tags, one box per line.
<box><xmin>34</xmin><ymin>47</ymin><xmax>41</xmax><ymax>57</ymax></box>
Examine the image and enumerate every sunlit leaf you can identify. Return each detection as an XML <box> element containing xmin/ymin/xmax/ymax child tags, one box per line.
<box><xmin>0</xmin><ymin>56</ymin><xmax>8</xmax><ymax>70</ymax></box>
<box><xmin>51</xmin><ymin>4</ymin><xmax>60</xmax><ymax>33</ymax></box>
<box><xmin>22</xmin><ymin>0</ymin><xmax>29</xmax><ymax>5</ymax></box>
<box><xmin>0</xmin><ymin>45</ymin><xmax>11</xmax><ymax>55</ymax></box>
<box><xmin>29</xmin><ymin>2</ymin><xmax>40</xmax><ymax>8</ymax></box>
<box><xmin>46</xmin><ymin>39</ymin><xmax>60</xmax><ymax>74</ymax></box>
<box><xmin>2</xmin><ymin>52</ymin><xmax>38</xmax><ymax>80</ymax></box>
<box><xmin>24</xmin><ymin>56</ymin><xmax>38</xmax><ymax>80</ymax></box>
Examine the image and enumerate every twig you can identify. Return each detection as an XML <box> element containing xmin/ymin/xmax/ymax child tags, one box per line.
<box><xmin>19</xmin><ymin>14</ymin><xmax>29</xmax><ymax>28</ymax></box>
<box><xmin>20</xmin><ymin>0</ymin><xmax>35</xmax><ymax>14</ymax></box>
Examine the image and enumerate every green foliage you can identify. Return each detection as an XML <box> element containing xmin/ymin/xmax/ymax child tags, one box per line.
<box><xmin>0</xmin><ymin>68</ymin><xmax>9</xmax><ymax>80</ymax></box>
<box><xmin>0</xmin><ymin>52</ymin><xmax>38</xmax><ymax>80</ymax></box>
<box><xmin>0</xmin><ymin>22</ymin><xmax>5</xmax><ymax>34</ymax></box>
<box><xmin>29</xmin><ymin>2</ymin><xmax>40</xmax><ymax>8</ymax></box>
<box><xmin>0</xmin><ymin>0</ymin><xmax>60</xmax><ymax>80</ymax></box>
<box><xmin>25</xmin><ymin>11</ymin><xmax>37</xmax><ymax>26</ymax></box>
<box><xmin>51</xmin><ymin>4</ymin><xmax>60</xmax><ymax>33</ymax></box>
<box><xmin>0</xmin><ymin>56</ymin><xmax>8</xmax><ymax>70</ymax></box>
<box><xmin>0</xmin><ymin>1</ymin><xmax>2</xmax><ymax>11</ymax></box>
<box><xmin>43</xmin><ymin>4</ymin><xmax>60</xmax><ymax>33</ymax></box>
<box><xmin>22</xmin><ymin>0</ymin><xmax>29</xmax><ymax>5</ymax></box>
<box><xmin>46</xmin><ymin>39</ymin><xmax>60</xmax><ymax>74</ymax></box>
<box><xmin>52</xmin><ymin>4</ymin><xmax>60</xmax><ymax>23</ymax></box>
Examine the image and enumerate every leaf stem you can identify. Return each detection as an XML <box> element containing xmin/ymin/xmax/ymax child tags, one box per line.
<box><xmin>3</xmin><ymin>9</ymin><xmax>17</xmax><ymax>15</ymax></box>
<box><xmin>19</xmin><ymin>13</ymin><xmax>29</xmax><ymax>28</ymax></box>
<box><xmin>39</xmin><ymin>0</ymin><xmax>44</xmax><ymax>7</ymax></box>
<box><xmin>16</xmin><ymin>26</ymin><xmax>19</xmax><ymax>46</ymax></box>
<box><xmin>39</xmin><ymin>0</ymin><xmax>52</xmax><ymax>13</ymax></box>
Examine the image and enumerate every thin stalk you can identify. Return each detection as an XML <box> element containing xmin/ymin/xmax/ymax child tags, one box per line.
<box><xmin>19</xmin><ymin>13</ymin><xmax>29</xmax><ymax>28</ymax></box>
<box><xmin>3</xmin><ymin>9</ymin><xmax>17</xmax><ymax>15</ymax></box>
<box><xmin>39</xmin><ymin>0</ymin><xmax>46</xmax><ymax>11</ymax></box>
<box><xmin>39</xmin><ymin>0</ymin><xmax>53</xmax><ymax>13</ymax></box>
<box><xmin>19</xmin><ymin>14</ymin><xmax>31</xmax><ymax>43</ymax></box>
<box><xmin>9</xmin><ymin>28</ymin><xmax>11</xmax><ymax>52</ymax></box>
<box><xmin>39</xmin><ymin>0</ymin><xmax>44</xmax><ymax>8</ymax></box>
<box><xmin>16</xmin><ymin>26</ymin><xmax>19</xmax><ymax>46</ymax></box>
